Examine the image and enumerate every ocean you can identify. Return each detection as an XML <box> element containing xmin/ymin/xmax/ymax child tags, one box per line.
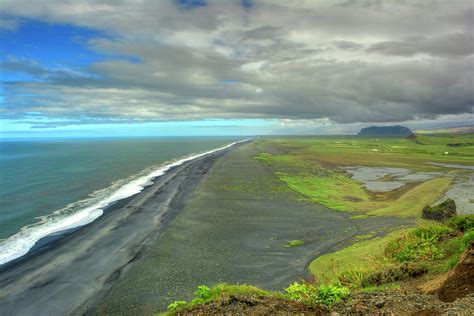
<box><xmin>0</xmin><ymin>137</ymin><xmax>242</xmax><ymax>265</ymax></box>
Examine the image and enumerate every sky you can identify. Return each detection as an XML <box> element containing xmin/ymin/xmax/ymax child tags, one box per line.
<box><xmin>0</xmin><ymin>0</ymin><xmax>473</xmax><ymax>137</ymax></box>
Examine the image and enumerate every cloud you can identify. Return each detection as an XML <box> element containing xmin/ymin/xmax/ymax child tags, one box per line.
<box><xmin>0</xmin><ymin>0</ymin><xmax>473</xmax><ymax>125</ymax></box>
<box><xmin>368</xmin><ymin>33</ymin><xmax>474</xmax><ymax>57</ymax></box>
<box><xmin>0</xmin><ymin>16</ymin><xmax>18</xmax><ymax>31</ymax></box>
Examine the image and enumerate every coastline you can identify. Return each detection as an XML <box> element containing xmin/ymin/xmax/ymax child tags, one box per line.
<box><xmin>0</xmin><ymin>141</ymin><xmax>247</xmax><ymax>315</ymax></box>
<box><xmin>0</xmin><ymin>138</ymin><xmax>250</xmax><ymax>266</ymax></box>
<box><xmin>94</xmin><ymin>141</ymin><xmax>413</xmax><ymax>314</ymax></box>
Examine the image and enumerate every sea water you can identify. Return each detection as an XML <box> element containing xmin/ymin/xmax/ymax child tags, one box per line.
<box><xmin>0</xmin><ymin>137</ymin><xmax>243</xmax><ymax>265</ymax></box>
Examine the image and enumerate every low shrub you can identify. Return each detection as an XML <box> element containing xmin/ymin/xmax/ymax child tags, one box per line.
<box><xmin>337</xmin><ymin>270</ymin><xmax>367</xmax><ymax>288</ymax></box>
<box><xmin>443</xmin><ymin>237</ymin><xmax>466</xmax><ymax>270</ymax></box>
<box><xmin>284</xmin><ymin>282</ymin><xmax>349</xmax><ymax>307</ymax></box>
<box><xmin>463</xmin><ymin>229</ymin><xmax>474</xmax><ymax>245</ymax></box>
<box><xmin>448</xmin><ymin>215</ymin><xmax>474</xmax><ymax>232</ymax></box>
<box><xmin>386</xmin><ymin>224</ymin><xmax>452</xmax><ymax>263</ymax></box>
<box><xmin>166</xmin><ymin>300</ymin><xmax>187</xmax><ymax>312</ymax></box>
<box><xmin>317</xmin><ymin>284</ymin><xmax>350</xmax><ymax>307</ymax></box>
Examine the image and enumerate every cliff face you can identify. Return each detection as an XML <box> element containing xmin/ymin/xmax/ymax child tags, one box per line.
<box><xmin>358</xmin><ymin>125</ymin><xmax>413</xmax><ymax>137</ymax></box>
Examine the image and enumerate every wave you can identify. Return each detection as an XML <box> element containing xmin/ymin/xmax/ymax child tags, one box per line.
<box><xmin>0</xmin><ymin>139</ymin><xmax>249</xmax><ymax>266</ymax></box>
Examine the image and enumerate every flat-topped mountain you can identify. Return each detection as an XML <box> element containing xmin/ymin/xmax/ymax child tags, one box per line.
<box><xmin>358</xmin><ymin>125</ymin><xmax>413</xmax><ymax>137</ymax></box>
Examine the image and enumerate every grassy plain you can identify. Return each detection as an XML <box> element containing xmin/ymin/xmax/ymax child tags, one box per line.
<box><xmin>252</xmin><ymin>133</ymin><xmax>473</xmax><ymax>286</ymax></box>
<box><xmin>254</xmin><ymin>133</ymin><xmax>474</xmax><ymax>217</ymax></box>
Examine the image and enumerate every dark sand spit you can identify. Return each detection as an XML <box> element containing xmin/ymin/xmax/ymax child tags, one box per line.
<box><xmin>0</xmin><ymin>144</ymin><xmax>240</xmax><ymax>316</ymax></box>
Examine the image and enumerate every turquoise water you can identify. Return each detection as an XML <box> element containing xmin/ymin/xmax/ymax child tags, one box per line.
<box><xmin>0</xmin><ymin>137</ymin><xmax>241</xmax><ymax>264</ymax></box>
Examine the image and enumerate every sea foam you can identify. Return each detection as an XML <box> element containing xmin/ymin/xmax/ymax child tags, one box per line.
<box><xmin>0</xmin><ymin>139</ymin><xmax>249</xmax><ymax>265</ymax></box>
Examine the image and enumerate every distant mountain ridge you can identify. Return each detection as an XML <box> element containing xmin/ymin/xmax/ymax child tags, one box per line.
<box><xmin>358</xmin><ymin>125</ymin><xmax>413</xmax><ymax>137</ymax></box>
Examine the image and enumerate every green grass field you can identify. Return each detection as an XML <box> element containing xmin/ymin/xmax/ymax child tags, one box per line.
<box><xmin>253</xmin><ymin>133</ymin><xmax>473</xmax><ymax>217</ymax></box>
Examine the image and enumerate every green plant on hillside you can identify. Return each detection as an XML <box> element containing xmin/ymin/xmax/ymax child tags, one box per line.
<box><xmin>166</xmin><ymin>300</ymin><xmax>187</xmax><ymax>312</ymax></box>
<box><xmin>444</xmin><ymin>237</ymin><xmax>467</xmax><ymax>269</ymax></box>
<box><xmin>163</xmin><ymin>283</ymin><xmax>278</xmax><ymax>315</ymax></box>
<box><xmin>464</xmin><ymin>229</ymin><xmax>474</xmax><ymax>244</ymax></box>
<box><xmin>188</xmin><ymin>285</ymin><xmax>213</xmax><ymax>307</ymax></box>
<box><xmin>284</xmin><ymin>282</ymin><xmax>319</xmax><ymax>304</ymax></box>
<box><xmin>284</xmin><ymin>282</ymin><xmax>349</xmax><ymax>307</ymax></box>
<box><xmin>317</xmin><ymin>284</ymin><xmax>350</xmax><ymax>306</ymax></box>
<box><xmin>386</xmin><ymin>224</ymin><xmax>452</xmax><ymax>263</ymax></box>
<box><xmin>194</xmin><ymin>285</ymin><xmax>212</xmax><ymax>299</ymax></box>
<box><xmin>448</xmin><ymin>215</ymin><xmax>474</xmax><ymax>232</ymax></box>
<box><xmin>338</xmin><ymin>270</ymin><xmax>367</xmax><ymax>288</ymax></box>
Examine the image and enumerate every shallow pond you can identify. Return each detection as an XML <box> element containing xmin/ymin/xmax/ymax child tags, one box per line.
<box><xmin>343</xmin><ymin>166</ymin><xmax>442</xmax><ymax>193</ymax></box>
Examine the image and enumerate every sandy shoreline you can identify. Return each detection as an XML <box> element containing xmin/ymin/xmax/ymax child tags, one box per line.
<box><xmin>0</xmin><ymin>143</ymin><xmax>242</xmax><ymax>315</ymax></box>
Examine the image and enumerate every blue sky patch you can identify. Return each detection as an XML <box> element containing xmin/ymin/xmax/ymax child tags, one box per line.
<box><xmin>0</xmin><ymin>18</ymin><xmax>107</xmax><ymax>68</ymax></box>
<box><xmin>175</xmin><ymin>0</ymin><xmax>207</xmax><ymax>10</ymax></box>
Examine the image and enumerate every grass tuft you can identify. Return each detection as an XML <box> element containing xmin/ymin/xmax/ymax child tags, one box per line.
<box><xmin>285</xmin><ymin>240</ymin><xmax>305</xmax><ymax>248</ymax></box>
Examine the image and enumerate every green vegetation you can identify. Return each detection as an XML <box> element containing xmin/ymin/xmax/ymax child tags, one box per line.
<box><xmin>356</xmin><ymin>234</ymin><xmax>374</xmax><ymax>240</ymax></box>
<box><xmin>252</xmin><ymin>134</ymin><xmax>474</xmax><ymax>217</ymax></box>
<box><xmin>386</xmin><ymin>224</ymin><xmax>452</xmax><ymax>263</ymax></box>
<box><xmin>365</xmin><ymin>177</ymin><xmax>452</xmax><ymax>217</ymax></box>
<box><xmin>310</xmin><ymin>216</ymin><xmax>474</xmax><ymax>289</ymax></box>
<box><xmin>284</xmin><ymin>282</ymin><xmax>349</xmax><ymax>306</ymax></box>
<box><xmin>162</xmin><ymin>283</ymin><xmax>279</xmax><ymax>315</ymax></box>
<box><xmin>285</xmin><ymin>239</ymin><xmax>304</xmax><ymax>247</ymax></box>
<box><xmin>278</xmin><ymin>171</ymin><xmax>371</xmax><ymax>211</ymax></box>
<box><xmin>448</xmin><ymin>215</ymin><xmax>474</xmax><ymax>232</ymax></box>
<box><xmin>309</xmin><ymin>230</ymin><xmax>403</xmax><ymax>284</ymax></box>
<box><xmin>163</xmin><ymin>282</ymin><xmax>349</xmax><ymax>314</ymax></box>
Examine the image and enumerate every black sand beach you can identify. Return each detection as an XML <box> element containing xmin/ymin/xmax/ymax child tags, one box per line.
<box><xmin>0</xmin><ymin>143</ymin><xmax>240</xmax><ymax>315</ymax></box>
<box><xmin>0</xmin><ymin>141</ymin><xmax>412</xmax><ymax>315</ymax></box>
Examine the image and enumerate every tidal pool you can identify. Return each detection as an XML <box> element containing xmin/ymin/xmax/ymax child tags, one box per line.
<box><xmin>439</xmin><ymin>173</ymin><xmax>474</xmax><ymax>215</ymax></box>
<box><xmin>344</xmin><ymin>167</ymin><xmax>443</xmax><ymax>193</ymax></box>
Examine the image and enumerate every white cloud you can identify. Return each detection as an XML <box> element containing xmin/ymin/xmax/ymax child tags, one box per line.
<box><xmin>0</xmin><ymin>0</ymin><xmax>472</xmax><ymax>124</ymax></box>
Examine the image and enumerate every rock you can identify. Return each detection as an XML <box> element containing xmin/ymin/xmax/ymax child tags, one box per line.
<box><xmin>375</xmin><ymin>299</ymin><xmax>385</xmax><ymax>308</ymax></box>
<box><xmin>422</xmin><ymin>199</ymin><xmax>457</xmax><ymax>221</ymax></box>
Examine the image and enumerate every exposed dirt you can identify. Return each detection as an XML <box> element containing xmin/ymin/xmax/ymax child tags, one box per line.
<box><xmin>333</xmin><ymin>290</ymin><xmax>474</xmax><ymax>315</ymax></box>
<box><xmin>179</xmin><ymin>290</ymin><xmax>474</xmax><ymax>315</ymax></box>
<box><xmin>363</xmin><ymin>263</ymin><xmax>428</xmax><ymax>286</ymax></box>
<box><xmin>181</xmin><ymin>295</ymin><xmax>328</xmax><ymax>315</ymax></box>
<box><xmin>436</xmin><ymin>242</ymin><xmax>474</xmax><ymax>302</ymax></box>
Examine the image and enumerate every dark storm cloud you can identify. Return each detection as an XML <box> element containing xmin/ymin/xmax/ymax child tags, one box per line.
<box><xmin>0</xmin><ymin>0</ymin><xmax>472</xmax><ymax>124</ymax></box>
